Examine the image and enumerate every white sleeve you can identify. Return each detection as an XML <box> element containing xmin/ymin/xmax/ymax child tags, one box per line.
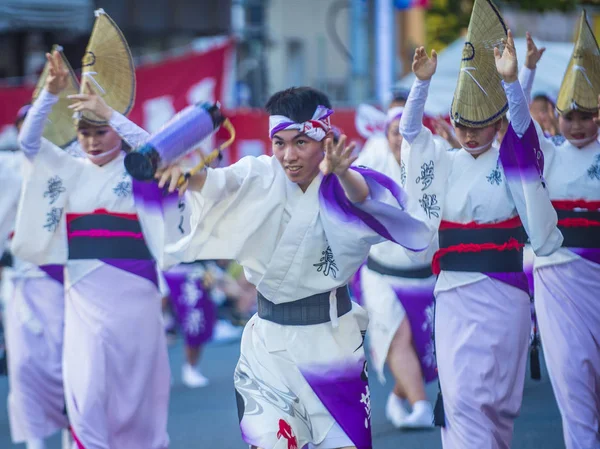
<box><xmin>518</xmin><ymin>66</ymin><xmax>535</xmax><ymax>105</ymax></box>
<box><xmin>400</xmin><ymin>126</ymin><xmax>452</xmax><ymax>263</ymax></box>
<box><xmin>109</xmin><ymin>111</ymin><xmax>150</xmax><ymax>149</ymax></box>
<box><xmin>399</xmin><ymin>78</ymin><xmax>430</xmax><ymax>145</ymax></box>
<box><xmin>165</xmin><ymin>155</ymin><xmax>278</xmax><ymax>263</ymax></box>
<box><xmin>18</xmin><ymin>89</ymin><xmax>59</xmax><ymax>160</ymax></box>
<box><xmin>504</xmin><ymin>79</ymin><xmax>532</xmax><ymax>138</ymax></box>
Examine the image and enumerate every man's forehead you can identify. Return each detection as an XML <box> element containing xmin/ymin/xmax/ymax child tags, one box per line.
<box><xmin>272</xmin><ymin>130</ymin><xmax>306</xmax><ymax>141</ymax></box>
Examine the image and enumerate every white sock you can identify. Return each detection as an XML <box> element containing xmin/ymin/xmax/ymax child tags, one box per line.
<box><xmin>26</xmin><ymin>438</ymin><xmax>46</xmax><ymax>449</ymax></box>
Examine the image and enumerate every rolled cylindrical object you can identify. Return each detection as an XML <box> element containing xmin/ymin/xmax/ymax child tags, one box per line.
<box><xmin>125</xmin><ymin>103</ymin><xmax>225</xmax><ymax>181</ymax></box>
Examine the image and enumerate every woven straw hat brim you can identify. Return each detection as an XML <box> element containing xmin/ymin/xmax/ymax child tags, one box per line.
<box><xmin>33</xmin><ymin>45</ymin><xmax>80</xmax><ymax>148</ymax></box>
<box><xmin>556</xmin><ymin>11</ymin><xmax>600</xmax><ymax>115</ymax></box>
<box><xmin>79</xmin><ymin>9</ymin><xmax>136</xmax><ymax>125</ymax></box>
<box><xmin>450</xmin><ymin>0</ymin><xmax>508</xmax><ymax>128</ymax></box>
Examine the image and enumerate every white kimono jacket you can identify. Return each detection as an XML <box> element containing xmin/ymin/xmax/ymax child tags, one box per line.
<box><xmin>400</xmin><ymin>78</ymin><xmax>563</xmax><ymax>294</ymax></box>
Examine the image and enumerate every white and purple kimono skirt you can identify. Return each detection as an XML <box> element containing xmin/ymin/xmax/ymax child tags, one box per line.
<box><xmin>400</xmin><ymin>78</ymin><xmax>562</xmax><ymax>449</ymax></box>
<box><xmin>11</xmin><ymin>89</ymin><xmax>178</xmax><ymax>449</ymax></box>
<box><xmin>164</xmin><ymin>153</ymin><xmax>431</xmax><ymax>449</ymax></box>
<box><xmin>4</xmin><ymin>260</ymin><xmax>68</xmax><ymax>443</ymax></box>
<box><xmin>1</xmin><ymin>149</ymin><xmax>69</xmax><ymax>443</ymax></box>
<box><xmin>530</xmin><ymin>126</ymin><xmax>600</xmax><ymax>449</ymax></box>
<box><xmin>351</xmin><ymin>137</ymin><xmax>437</xmax><ymax>384</ymax></box>
<box><xmin>161</xmin><ymin>262</ymin><xmax>217</xmax><ymax>348</ymax></box>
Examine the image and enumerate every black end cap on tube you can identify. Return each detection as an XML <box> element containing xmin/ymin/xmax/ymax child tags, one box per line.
<box><xmin>124</xmin><ymin>144</ymin><xmax>161</xmax><ymax>181</ymax></box>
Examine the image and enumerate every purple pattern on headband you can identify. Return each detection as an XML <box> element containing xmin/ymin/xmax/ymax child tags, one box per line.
<box><xmin>102</xmin><ymin>258</ymin><xmax>159</xmax><ymax>288</ymax></box>
<box><xmin>319</xmin><ymin>167</ymin><xmax>429</xmax><ymax>252</ymax></box>
<box><xmin>269</xmin><ymin>121</ymin><xmax>296</xmax><ymax>138</ymax></box>
<box><xmin>300</xmin><ymin>359</ymin><xmax>372</xmax><ymax>449</ymax></box>
<box><xmin>163</xmin><ymin>269</ymin><xmax>217</xmax><ymax>347</ymax></box>
<box><xmin>39</xmin><ymin>264</ymin><xmax>64</xmax><ymax>285</ymax></box>
<box><xmin>499</xmin><ymin>122</ymin><xmax>544</xmax><ymax>181</ymax></box>
<box><xmin>485</xmin><ymin>271</ymin><xmax>530</xmax><ymax>294</ymax></box>
<box><xmin>148</xmin><ymin>104</ymin><xmax>215</xmax><ymax>165</ymax></box>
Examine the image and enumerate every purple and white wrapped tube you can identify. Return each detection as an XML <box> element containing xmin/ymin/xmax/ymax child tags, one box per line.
<box><xmin>125</xmin><ymin>102</ymin><xmax>225</xmax><ymax>181</ymax></box>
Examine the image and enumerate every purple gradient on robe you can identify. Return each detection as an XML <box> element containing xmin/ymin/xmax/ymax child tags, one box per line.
<box><xmin>349</xmin><ymin>263</ymin><xmax>366</xmax><ymax>306</ymax></box>
<box><xmin>300</xmin><ymin>360</ymin><xmax>372</xmax><ymax>449</ymax></box>
<box><xmin>485</xmin><ymin>272</ymin><xmax>530</xmax><ymax>294</ymax></box>
<box><xmin>101</xmin><ymin>259</ymin><xmax>159</xmax><ymax>288</ymax></box>
<box><xmin>523</xmin><ymin>263</ymin><xmax>535</xmax><ymax>297</ymax></box>
<box><xmin>147</xmin><ymin>104</ymin><xmax>215</xmax><ymax>165</ymax></box>
<box><xmin>570</xmin><ymin>247</ymin><xmax>600</xmax><ymax>265</ymax></box>
<box><xmin>500</xmin><ymin>121</ymin><xmax>544</xmax><ymax>181</ymax></box>
<box><xmin>391</xmin><ymin>284</ymin><xmax>438</xmax><ymax>383</ymax></box>
<box><xmin>39</xmin><ymin>264</ymin><xmax>65</xmax><ymax>285</ymax></box>
<box><xmin>319</xmin><ymin>167</ymin><xmax>430</xmax><ymax>252</ymax></box>
<box><xmin>132</xmin><ymin>178</ymin><xmax>180</xmax><ymax>208</ymax></box>
<box><xmin>163</xmin><ymin>269</ymin><xmax>216</xmax><ymax>347</ymax></box>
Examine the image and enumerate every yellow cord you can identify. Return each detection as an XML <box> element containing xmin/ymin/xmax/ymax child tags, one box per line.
<box><xmin>177</xmin><ymin>118</ymin><xmax>236</xmax><ymax>187</ymax></box>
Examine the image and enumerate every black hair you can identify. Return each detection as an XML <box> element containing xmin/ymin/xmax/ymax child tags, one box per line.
<box><xmin>532</xmin><ymin>93</ymin><xmax>554</xmax><ymax>106</ymax></box>
<box><xmin>265</xmin><ymin>87</ymin><xmax>332</xmax><ymax>123</ymax></box>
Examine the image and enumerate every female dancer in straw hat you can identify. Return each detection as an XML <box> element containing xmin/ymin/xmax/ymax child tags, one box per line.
<box><xmin>11</xmin><ymin>12</ymin><xmax>176</xmax><ymax>447</ymax></box>
<box><xmin>397</xmin><ymin>0</ymin><xmax>562</xmax><ymax>446</ymax></box>
<box><xmin>520</xmin><ymin>14</ymin><xmax>600</xmax><ymax>449</ymax></box>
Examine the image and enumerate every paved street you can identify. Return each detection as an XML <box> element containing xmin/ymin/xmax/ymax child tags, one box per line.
<box><xmin>1</xmin><ymin>335</ymin><xmax>565</xmax><ymax>449</ymax></box>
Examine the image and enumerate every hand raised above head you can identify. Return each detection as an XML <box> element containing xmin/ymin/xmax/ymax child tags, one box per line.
<box><xmin>44</xmin><ymin>50</ymin><xmax>70</xmax><ymax>95</ymax></box>
<box><xmin>494</xmin><ymin>29</ymin><xmax>518</xmax><ymax>84</ymax></box>
<box><xmin>67</xmin><ymin>86</ymin><xmax>113</xmax><ymax>122</ymax></box>
<box><xmin>525</xmin><ymin>31</ymin><xmax>546</xmax><ymax>70</ymax></box>
<box><xmin>412</xmin><ymin>47</ymin><xmax>438</xmax><ymax>81</ymax></box>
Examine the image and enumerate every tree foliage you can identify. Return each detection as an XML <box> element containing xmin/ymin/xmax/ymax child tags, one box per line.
<box><xmin>425</xmin><ymin>0</ymin><xmax>590</xmax><ymax>52</ymax></box>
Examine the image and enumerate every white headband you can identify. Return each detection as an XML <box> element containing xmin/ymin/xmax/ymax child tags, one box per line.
<box><xmin>269</xmin><ymin>105</ymin><xmax>333</xmax><ymax>142</ymax></box>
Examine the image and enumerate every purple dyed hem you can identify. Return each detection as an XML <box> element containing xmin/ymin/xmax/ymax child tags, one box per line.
<box><xmin>300</xmin><ymin>360</ymin><xmax>372</xmax><ymax>449</ymax></box>
<box><xmin>39</xmin><ymin>264</ymin><xmax>65</xmax><ymax>285</ymax></box>
<box><xmin>391</xmin><ymin>284</ymin><xmax>437</xmax><ymax>383</ymax></box>
<box><xmin>101</xmin><ymin>259</ymin><xmax>158</xmax><ymax>288</ymax></box>
<box><xmin>485</xmin><ymin>271</ymin><xmax>530</xmax><ymax>295</ymax></box>
<box><xmin>569</xmin><ymin>247</ymin><xmax>600</xmax><ymax>265</ymax></box>
<box><xmin>500</xmin><ymin>121</ymin><xmax>544</xmax><ymax>180</ymax></box>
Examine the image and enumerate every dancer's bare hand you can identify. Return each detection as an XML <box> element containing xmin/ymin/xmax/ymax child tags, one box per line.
<box><xmin>525</xmin><ymin>32</ymin><xmax>546</xmax><ymax>70</ymax></box>
<box><xmin>319</xmin><ymin>135</ymin><xmax>357</xmax><ymax>176</ymax></box>
<box><xmin>412</xmin><ymin>47</ymin><xmax>438</xmax><ymax>81</ymax></box>
<box><xmin>68</xmin><ymin>87</ymin><xmax>113</xmax><ymax>121</ymax></box>
<box><xmin>44</xmin><ymin>50</ymin><xmax>70</xmax><ymax>95</ymax></box>
<box><xmin>156</xmin><ymin>165</ymin><xmax>187</xmax><ymax>195</ymax></box>
<box><xmin>495</xmin><ymin>29</ymin><xmax>518</xmax><ymax>83</ymax></box>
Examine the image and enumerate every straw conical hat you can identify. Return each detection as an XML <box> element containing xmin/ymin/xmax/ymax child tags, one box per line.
<box><xmin>556</xmin><ymin>11</ymin><xmax>600</xmax><ymax>115</ymax></box>
<box><xmin>79</xmin><ymin>9</ymin><xmax>135</xmax><ymax>125</ymax></box>
<box><xmin>450</xmin><ymin>0</ymin><xmax>508</xmax><ymax>128</ymax></box>
<box><xmin>32</xmin><ymin>45</ymin><xmax>80</xmax><ymax>148</ymax></box>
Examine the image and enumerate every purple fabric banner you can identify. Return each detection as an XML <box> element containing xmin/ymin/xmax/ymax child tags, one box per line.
<box><xmin>163</xmin><ymin>266</ymin><xmax>217</xmax><ymax>347</ymax></box>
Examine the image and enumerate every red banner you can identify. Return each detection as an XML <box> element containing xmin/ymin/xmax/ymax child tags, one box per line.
<box><xmin>0</xmin><ymin>41</ymin><xmax>234</xmax><ymax>150</ymax></box>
